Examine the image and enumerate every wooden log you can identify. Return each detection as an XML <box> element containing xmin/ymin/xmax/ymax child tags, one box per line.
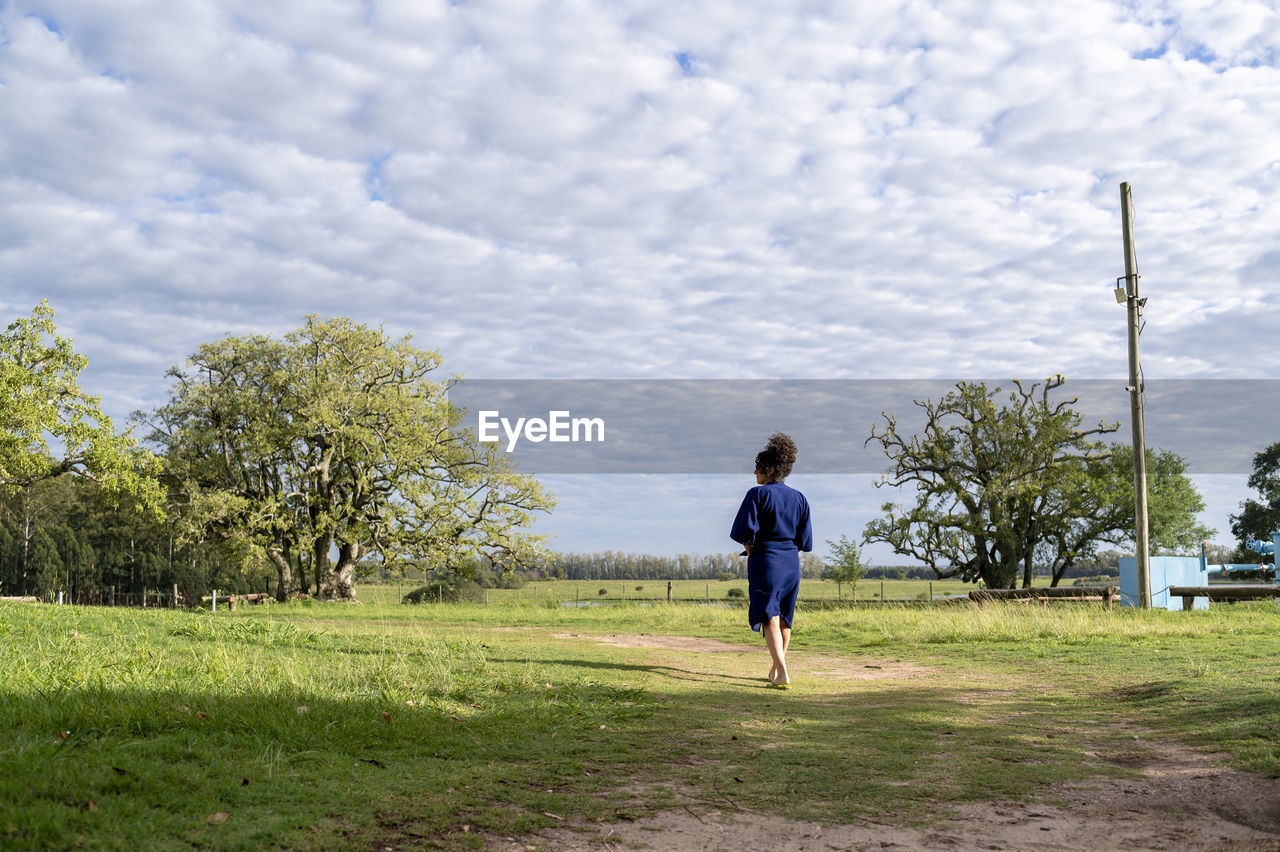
<box><xmin>1168</xmin><ymin>585</ymin><xmax>1280</xmax><ymax>600</ymax></box>
<box><xmin>969</xmin><ymin>586</ymin><xmax>1119</xmax><ymax>606</ymax></box>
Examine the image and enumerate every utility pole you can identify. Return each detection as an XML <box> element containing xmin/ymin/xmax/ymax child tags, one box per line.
<box><xmin>1120</xmin><ymin>182</ymin><xmax>1152</xmax><ymax>610</ymax></box>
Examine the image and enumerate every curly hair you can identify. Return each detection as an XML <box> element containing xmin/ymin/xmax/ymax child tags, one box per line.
<box><xmin>754</xmin><ymin>432</ymin><xmax>797</xmax><ymax>483</ymax></box>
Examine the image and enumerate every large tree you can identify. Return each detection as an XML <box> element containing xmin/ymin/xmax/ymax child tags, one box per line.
<box><xmin>1230</xmin><ymin>442</ymin><xmax>1280</xmax><ymax>557</ymax></box>
<box><xmin>1033</xmin><ymin>443</ymin><xmax>1213</xmax><ymax>587</ymax></box>
<box><xmin>863</xmin><ymin>377</ymin><xmax>1209</xmax><ymax>589</ymax></box>
<box><xmin>149</xmin><ymin>316</ymin><xmax>555</xmax><ymax>600</ymax></box>
<box><xmin>0</xmin><ymin>302</ymin><xmax>162</xmax><ymax>512</ymax></box>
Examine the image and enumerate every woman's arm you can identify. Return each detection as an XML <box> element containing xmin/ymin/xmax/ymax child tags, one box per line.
<box><xmin>796</xmin><ymin>496</ymin><xmax>814</xmax><ymax>552</ymax></box>
<box><xmin>730</xmin><ymin>489</ymin><xmax>759</xmax><ymax>548</ymax></box>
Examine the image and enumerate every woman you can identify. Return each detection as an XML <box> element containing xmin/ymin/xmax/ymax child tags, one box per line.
<box><xmin>730</xmin><ymin>433</ymin><xmax>812</xmax><ymax>689</ymax></box>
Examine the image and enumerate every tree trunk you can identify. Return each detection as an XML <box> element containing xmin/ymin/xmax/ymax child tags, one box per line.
<box><xmin>322</xmin><ymin>542</ymin><xmax>361</xmax><ymax>600</ymax></box>
<box><xmin>291</xmin><ymin>545</ymin><xmax>309</xmax><ymax>596</ymax></box>
<box><xmin>980</xmin><ymin>557</ymin><xmax>1021</xmax><ymax>590</ymax></box>
<box><xmin>266</xmin><ymin>547</ymin><xmax>293</xmax><ymax>602</ymax></box>
<box><xmin>1021</xmin><ymin>551</ymin><xmax>1034</xmax><ymax>589</ymax></box>
<box><xmin>313</xmin><ymin>532</ymin><xmax>361</xmax><ymax>600</ymax></box>
<box><xmin>19</xmin><ymin>507</ymin><xmax>31</xmax><ymax>589</ymax></box>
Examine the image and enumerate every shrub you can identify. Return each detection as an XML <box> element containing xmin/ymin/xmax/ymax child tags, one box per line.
<box><xmin>1071</xmin><ymin>575</ymin><xmax>1120</xmax><ymax>586</ymax></box>
<box><xmin>635</xmin><ymin>585</ymin><xmax>644</xmax><ymax>592</ymax></box>
<box><xmin>402</xmin><ymin>580</ymin><xmax>486</xmax><ymax>604</ymax></box>
<box><xmin>715</xmin><ymin>572</ymin><xmax>736</xmax><ymax>582</ymax></box>
<box><xmin>599</xmin><ymin>588</ymin><xmax>608</xmax><ymax>596</ymax></box>
<box><xmin>726</xmin><ymin>587</ymin><xmax>746</xmax><ymax>599</ymax></box>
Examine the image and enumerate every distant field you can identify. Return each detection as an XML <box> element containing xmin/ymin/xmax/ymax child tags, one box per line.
<box><xmin>364</xmin><ymin>575</ymin><xmax>1085</xmax><ymax>606</ymax></box>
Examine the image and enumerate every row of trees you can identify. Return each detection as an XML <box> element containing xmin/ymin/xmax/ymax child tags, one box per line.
<box><xmin>1</xmin><ymin>305</ymin><xmax>554</xmax><ymax>600</ymax></box>
<box><xmin>0</xmin><ymin>475</ymin><xmax>263</xmax><ymax>603</ymax></box>
<box><xmin>546</xmin><ymin>550</ymin><xmax>824</xmax><ymax>581</ymax></box>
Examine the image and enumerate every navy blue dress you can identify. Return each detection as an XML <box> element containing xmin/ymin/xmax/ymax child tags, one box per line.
<box><xmin>730</xmin><ymin>482</ymin><xmax>813</xmax><ymax>632</ymax></box>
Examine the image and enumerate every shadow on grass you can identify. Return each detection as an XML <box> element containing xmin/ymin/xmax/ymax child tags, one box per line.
<box><xmin>490</xmin><ymin>655</ymin><xmax>765</xmax><ymax>686</ymax></box>
<box><xmin>1</xmin><ymin>671</ymin><xmax>1132</xmax><ymax>850</ymax></box>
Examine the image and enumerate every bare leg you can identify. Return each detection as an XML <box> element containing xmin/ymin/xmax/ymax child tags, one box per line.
<box><xmin>769</xmin><ymin>622</ymin><xmax>793</xmax><ymax>682</ymax></box>
<box><xmin>764</xmin><ymin>617</ymin><xmax>789</xmax><ymax>685</ymax></box>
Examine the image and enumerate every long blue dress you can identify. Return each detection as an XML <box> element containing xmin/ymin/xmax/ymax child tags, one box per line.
<box><xmin>730</xmin><ymin>482</ymin><xmax>813</xmax><ymax>632</ymax></box>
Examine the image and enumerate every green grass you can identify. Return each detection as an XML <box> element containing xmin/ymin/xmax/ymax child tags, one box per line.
<box><xmin>1</xmin><ymin>594</ymin><xmax>1276</xmax><ymax>849</ymax></box>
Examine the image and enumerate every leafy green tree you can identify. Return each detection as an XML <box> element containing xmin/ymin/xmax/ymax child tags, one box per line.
<box><xmin>150</xmin><ymin>316</ymin><xmax>555</xmax><ymax>600</ymax></box>
<box><xmin>1230</xmin><ymin>442</ymin><xmax>1280</xmax><ymax>556</ymax></box>
<box><xmin>1032</xmin><ymin>443</ymin><xmax>1213</xmax><ymax>586</ymax></box>
<box><xmin>863</xmin><ymin>377</ymin><xmax>1210</xmax><ymax>589</ymax></box>
<box><xmin>0</xmin><ymin>302</ymin><xmax>162</xmax><ymax>513</ymax></box>
<box><xmin>824</xmin><ymin>535</ymin><xmax>866</xmax><ymax>601</ymax></box>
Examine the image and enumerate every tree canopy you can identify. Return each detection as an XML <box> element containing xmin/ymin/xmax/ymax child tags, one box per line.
<box><xmin>863</xmin><ymin>377</ymin><xmax>1211</xmax><ymax>589</ymax></box>
<box><xmin>0</xmin><ymin>302</ymin><xmax>161</xmax><ymax>513</ymax></box>
<box><xmin>148</xmin><ymin>316</ymin><xmax>555</xmax><ymax>600</ymax></box>
<box><xmin>1230</xmin><ymin>441</ymin><xmax>1280</xmax><ymax>552</ymax></box>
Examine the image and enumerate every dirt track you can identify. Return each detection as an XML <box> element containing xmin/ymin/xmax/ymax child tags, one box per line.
<box><xmin>506</xmin><ymin>632</ymin><xmax>1280</xmax><ymax>851</ymax></box>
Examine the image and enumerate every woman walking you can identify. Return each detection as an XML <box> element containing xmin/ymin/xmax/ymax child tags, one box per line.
<box><xmin>730</xmin><ymin>433</ymin><xmax>812</xmax><ymax>689</ymax></box>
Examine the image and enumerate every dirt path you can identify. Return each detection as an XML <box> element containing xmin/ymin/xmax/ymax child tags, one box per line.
<box><xmin>503</xmin><ymin>631</ymin><xmax>1280</xmax><ymax>851</ymax></box>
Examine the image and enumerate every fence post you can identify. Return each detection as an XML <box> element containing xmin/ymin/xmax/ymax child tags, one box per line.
<box><xmin>881</xmin><ymin>580</ymin><xmax>885</xmax><ymax>601</ymax></box>
<box><xmin>111</xmin><ymin>586</ymin><xmax>115</xmax><ymax>607</ymax></box>
<box><xmin>705</xmin><ymin>584</ymin><xmax>709</xmax><ymax>602</ymax></box>
<box><xmin>212</xmin><ymin>589</ymin><xmax>217</xmax><ymax>612</ymax></box>
<box><xmin>929</xmin><ymin>582</ymin><xmax>933</xmax><ymax>602</ymax></box>
<box><xmin>667</xmin><ymin>581</ymin><xmax>671</xmax><ymax>603</ymax></box>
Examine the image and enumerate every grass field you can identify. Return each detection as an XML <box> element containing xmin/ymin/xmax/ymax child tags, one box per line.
<box><xmin>374</xmin><ymin>575</ymin><xmax>1076</xmax><ymax>606</ymax></box>
<box><xmin>1</xmin><ymin>592</ymin><xmax>1275</xmax><ymax>849</ymax></box>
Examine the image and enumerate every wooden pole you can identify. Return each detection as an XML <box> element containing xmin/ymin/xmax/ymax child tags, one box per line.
<box><xmin>1121</xmin><ymin>182</ymin><xmax>1152</xmax><ymax>610</ymax></box>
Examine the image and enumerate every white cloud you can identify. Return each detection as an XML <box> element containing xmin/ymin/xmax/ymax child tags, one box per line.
<box><xmin>2</xmin><ymin>0</ymin><xmax>1276</xmax><ymax>554</ymax></box>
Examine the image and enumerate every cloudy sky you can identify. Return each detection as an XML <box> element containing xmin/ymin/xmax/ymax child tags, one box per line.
<box><xmin>2</xmin><ymin>0</ymin><xmax>1278</xmax><ymax>561</ymax></box>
